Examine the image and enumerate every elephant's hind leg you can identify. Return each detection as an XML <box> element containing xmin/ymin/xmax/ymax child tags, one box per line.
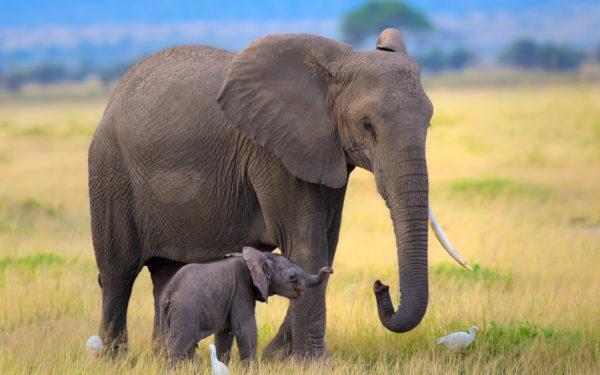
<box><xmin>92</xmin><ymin>195</ymin><xmax>142</xmax><ymax>354</ymax></box>
<box><xmin>98</xmin><ymin>276</ymin><xmax>137</xmax><ymax>354</ymax></box>
<box><xmin>89</xmin><ymin>141</ymin><xmax>143</xmax><ymax>355</ymax></box>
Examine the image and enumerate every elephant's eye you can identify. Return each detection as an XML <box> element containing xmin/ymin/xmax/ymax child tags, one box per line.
<box><xmin>362</xmin><ymin>120</ymin><xmax>376</xmax><ymax>140</ymax></box>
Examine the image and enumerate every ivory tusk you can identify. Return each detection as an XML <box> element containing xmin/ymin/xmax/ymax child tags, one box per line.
<box><xmin>428</xmin><ymin>207</ymin><xmax>473</xmax><ymax>271</ymax></box>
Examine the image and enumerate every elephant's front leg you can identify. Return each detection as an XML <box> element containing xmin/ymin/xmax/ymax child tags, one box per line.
<box><xmin>290</xmin><ymin>275</ymin><xmax>329</xmax><ymax>358</ymax></box>
<box><xmin>266</xmin><ymin>204</ymin><xmax>343</xmax><ymax>359</ymax></box>
<box><xmin>282</xmin><ymin>237</ymin><xmax>331</xmax><ymax>358</ymax></box>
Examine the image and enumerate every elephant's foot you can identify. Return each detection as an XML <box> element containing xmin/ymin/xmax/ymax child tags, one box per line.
<box><xmin>263</xmin><ymin>316</ymin><xmax>330</xmax><ymax>360</ymax></box>
<box><xmin>291</xmin><ymin>339</ymin><xmax>329</xmax><ymax>360</ymax></box>
<box><xmin>289</xmin><ymin>317</ymin><xmax>329</xmax><ymax>360</ymax></box>
<box><xmin>267</xmin><ymin>282</ymin><xmax>330</xmax><ymax>360</ymax></box>
<box><xmin>264</xmin><ymin>338</ymin><xmax>329</xmax><ymax>363</ymax></box>
<box><xmin>100</xmin><ymin>336</ymin><xmax>128</xmax><ymax>358</ymax></box>
<box><xmin>264</xmin><ymin>325</ymin><xmax>330</xmax><ymax>360</ymax></box>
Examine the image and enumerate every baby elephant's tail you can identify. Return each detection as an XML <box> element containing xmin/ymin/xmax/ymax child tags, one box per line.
<box><xmin>158</xmin><ymin>297</ymin><xmax>171</xmax><ymax>348</ymax></box>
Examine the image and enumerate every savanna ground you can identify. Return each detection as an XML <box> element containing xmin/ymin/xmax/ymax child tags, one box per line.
<box><xmin>0</xmin><ymin>82</ymin><xmax>599</xmax><ymax>374</ymax></box>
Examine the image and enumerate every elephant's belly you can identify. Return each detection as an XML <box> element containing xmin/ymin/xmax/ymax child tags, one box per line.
<box><xmin>123</xmin><ymin>115</ymin><xmax>278</xmax><ymax>262</ymax></box>
<box><xmin>131</xmin><ymin>172</ymin><xmax>270</xmax><ymax>263</ymax></box>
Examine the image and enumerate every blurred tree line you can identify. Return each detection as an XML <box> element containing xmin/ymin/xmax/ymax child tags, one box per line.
<box><xmin>1</xmin><ymin>0</ymin><xmax>599</xmax><ymax>91</ymax></box>
<box><xmin>499</xmin><ymin>39</ymin><xmax>586</xmax><ymax>71</ymax></box>
<box><xmin>0</xmin><ymin>61</ymin><xmax>133</xmax><ymax>91</ymax></box>
<box><xmin>341</xmin><ymin>0</ymin><xmax>596</xmax><ymax>73</ymax></box>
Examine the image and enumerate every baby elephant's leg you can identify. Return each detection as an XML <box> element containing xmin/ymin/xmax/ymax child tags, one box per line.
<box><xmin>234</xmin><ymin>317</ymin><xmax>258</xmax><ymax>363</ymax></box>
<box><xmin>168</xmin><ymin>336</ymin><xmax>197</xmax><ymax>367</ymax></box>
<box><xmin>167</xmin><ymin>323</ymin><xmax>199</xmax><ymax>367</ymax></box>
<box><xmin>215</xmin><ymin>330</ymin><xmax>234</xmax><ymax>364</ymax></box>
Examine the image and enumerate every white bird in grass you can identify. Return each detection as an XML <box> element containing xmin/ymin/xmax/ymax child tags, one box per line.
<box><xmin>436</xmin><ymin>326</ymin><xmax>478</xmax><ymax>352</ymax></box>
<box><xmin>86</xmin><ymin>335</ymin><xmax>103</xmax><ymax>354</ymax></box>
<box><xmin>209</xmin><ymin>344</ymin><xmax>229</xmax><ymax>375</ymax></box>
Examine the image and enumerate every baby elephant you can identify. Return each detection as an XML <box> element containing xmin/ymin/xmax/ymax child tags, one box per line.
<box><xmin>159</xmin><ymin>247</ymin><xmax>332</xmax><ymax>365</ymax></box>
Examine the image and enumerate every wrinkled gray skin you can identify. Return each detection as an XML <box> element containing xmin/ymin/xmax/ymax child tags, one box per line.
<box><xmin>89</xmin><ymin>28</ymin><xmax>432</xmax><ymax>358</ymax></box>
<box><xmin>159</xmin><ymin>247</ymin><xmax>331</xmax><ymax>365</ymax></box>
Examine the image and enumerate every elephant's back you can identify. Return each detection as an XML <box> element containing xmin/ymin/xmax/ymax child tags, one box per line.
<box><xmin>103</xmin><ymin>45</ymin><xmax>233</xmax><ymax>131</ymax></box>
<box><xmin>117</xmin><ymin>45</ymin><xmax>232</xmax><ymax>99</ymax></box>
<box><xmin>97</xmin><ymin>44</ymin><xmax>236</xmax><ymax>166</ymax></box>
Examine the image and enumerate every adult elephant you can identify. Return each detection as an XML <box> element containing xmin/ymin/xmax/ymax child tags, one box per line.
<box><xmin>88</xmin><ymin>28</ymin><xmax>466</xmax><ymax>358</ymax></box>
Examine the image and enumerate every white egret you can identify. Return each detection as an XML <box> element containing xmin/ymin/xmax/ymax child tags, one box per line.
<box><xmin>436</xmin><ymin>326</ymin><xmax>478</xmax><ymax>352</ymax></box>
<box><xmin>86</xmin><ymin>335</ymin><xmax>103</xmax><ymax>354</ymax></box>
<box><xmin>209</xmin><ymin>344</ymin><xmax>229</xmax><ymax>375</ymax></box>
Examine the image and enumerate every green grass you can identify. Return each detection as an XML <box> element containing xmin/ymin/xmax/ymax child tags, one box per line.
<box><xmin>0</xmin><ymin>253</ymin><xmax>95</xmax><ymax>289</ymax></box>
<box><xmin>449</xmin><ymin>176</ymin><xmax>550</xmax><ymax>200</ymax></box>
<box><xmin>0</xmin><ymin>253</ymin><xmax>67</xmax><ymax>273</ymax></box>
<box><xmin>0</xmin><ymin>198</ymin><xmax>64</xmax><ymax>234</ymax></box>
<box><xmin>431</xmin><ymin>262</ymin><xmax>513</xmax><ymax>289</ymax></box>
<box><xmin>9</xmin><ymin>125</ymin><xmax>51</xmax><ymax>138</ymax></box>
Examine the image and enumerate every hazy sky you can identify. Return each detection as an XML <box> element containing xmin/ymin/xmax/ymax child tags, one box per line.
<box><xmin>1</xmin><ymin>1</ymin><xmax>598</xmax><ymax>65</ymax></box>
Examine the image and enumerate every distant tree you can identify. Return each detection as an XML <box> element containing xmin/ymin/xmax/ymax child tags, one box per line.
<box><xmin>9</xmin><ymin>73</ymin><xmax>28</xmax><ymax>90</ymax></box>
<box><xmin>0</xmin><ymin>67</ymin><xmax>30</xmax><ymax>91</ymax></box>
<box><xmin>500</xmin><ymin>39</ymin><xmax>538</xmax><ymax>69</ymax></box>
<box><xmin>31</xmin><ymin>63</ymin><xmax>69</xmax><ymax>84</ymax></box>
<box><xmin>538</xmin><ymin>43</ymin><xmax>585</xmax><ymax>70</ymax></box>
<box><xmin>3</xmin><ymin>67</ymin><xmax>25</xmax><ymax>90</ymax></box>
<box><xmin>341</xmin><ymin>0</ymin><xmax>432</xmax><ymax>47</ymax></box>
<box><xmin>0</xmin><ymin>59</ymin><xmax>137</xmax><ymax>91</ymax></box>
<box><xmin>97</xmin><ymin>62</ymin><xmax>133</xmax><ymax>85</ymax></box>
<box><xmin>447</xmin><ymin>47</ymin><xmax>476</xmax><ymax>70</ymax></box>
<box><xmin>500</xmin><ymin>38</ymin><xmax>585</xmax><ymax>71</ymax></box>
<box><xmin>0</xmin><ymin>63</ymin><xmax>70</xmax><ymax>90</ymax></box>
<box><xmin>416</xmin><ymin>48</ymin><xmax>445</xmax><ymax>72</ymax></box>
<box><xmin>72</xmin><ymin>60</ymin><xmax>96</xmax><ymax>80</ymax></box>
<box><xmin>416</xmin><ymin>47</ymin><xmax>476</xmax><ymax>73</ymax></box>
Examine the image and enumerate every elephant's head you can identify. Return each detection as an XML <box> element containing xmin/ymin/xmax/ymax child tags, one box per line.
<box><xmin>242</xmin><ymin>247</ymin><xmax>332</xmax><ymax>302</ymax></box>
<box><xmin>218</xmin><ymin>29</ymin><xmax>461</xmax><ymax>332</ymax></box>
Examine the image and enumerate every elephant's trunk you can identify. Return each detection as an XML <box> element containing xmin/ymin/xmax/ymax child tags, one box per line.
<box><xmin>373</xmin><ymin>146</ymin><xmax>429</xmax><ymax>333</ymax></box>
<box><xmin>305</xmin><ymin>267</ymin><xmax>333</xmax><ymax>288</ymax></box>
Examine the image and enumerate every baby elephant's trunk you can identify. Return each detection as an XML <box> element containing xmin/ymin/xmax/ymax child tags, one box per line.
<box><xmin>305</xmin><ymin>267</ymin><xmax>333</xmax><ymax>288</ymax></box>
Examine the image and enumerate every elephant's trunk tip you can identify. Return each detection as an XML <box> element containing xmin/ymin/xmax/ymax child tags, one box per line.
<box><xmin>306</xmin><ymin>267</ymin><xmax>333</xmax><ymax>288</ymax></box>
<box><xmin>373</xmin><ymin>279</ymin><xmax>424</xmax><ymax>333</ymax></box>
<box><xmin>317</xmin><ymin>267</ymin><xmax>333</xmax><ymax>283</ymax></box>
<box><xmin>373</xmin><ymin>280</ymin><xmax>394</xmax><ymax>318</ymax></box>
<box><xmin>373</xmin><ymin>280</ymin><xmax>388</xmax><ymax>294</ymax></box>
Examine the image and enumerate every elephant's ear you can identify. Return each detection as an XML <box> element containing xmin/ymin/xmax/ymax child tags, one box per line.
<box><xmin>242</xmin><ymin>247</ymin><xmax>270</xmax><ymax>302</ymax></box>
<box><xmin>217</xmin><ymin>34</ymin><xmax>352</xmax><ymax>188</ymax></box>
<box><xmin>376</xmin><ymin>28</ymin><xmax>407</xmax><ymax>53</ymax></box>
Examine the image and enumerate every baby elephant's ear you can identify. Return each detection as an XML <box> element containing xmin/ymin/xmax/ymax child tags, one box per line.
<box><xmin>242</xmin><ymin>247</ymin><xmax>269</xmax><ymax>302</ymax></box>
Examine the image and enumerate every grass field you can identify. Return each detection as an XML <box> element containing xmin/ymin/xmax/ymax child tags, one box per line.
<box><xmin>0</xmin><ymin>83</ymin><xmax>599</xmax><ymax>374</ymax></box>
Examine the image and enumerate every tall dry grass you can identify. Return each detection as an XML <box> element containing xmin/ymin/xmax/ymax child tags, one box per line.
<box><xmin>0</xmin><ymin>84</ymin><xmax>599</xmax><ymax>374</ymax></box>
